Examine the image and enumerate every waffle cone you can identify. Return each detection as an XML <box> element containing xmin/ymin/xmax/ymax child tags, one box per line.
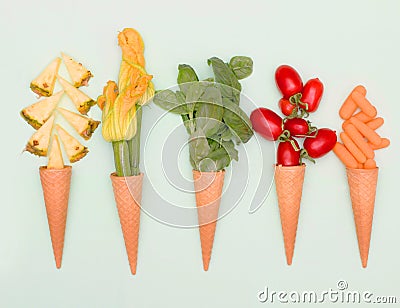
<box><xmin>39</xmin><ymin>166</ymin><xmax>72</xmax><ymax>269</ymax></box>
<box><xmin>346</xmin><ymin>167</ymin><xmax>378</xmax><ymax>268</ymax></box>
<box><xmin>193</xmin><ymin>170</ymin><xmax>225</xmax><ymax>271</ymax></box>
<box><xmin>110</xmin><ymin>173</ymin><xmax>143</xmax><ymax>275</ymax></box>
<box><xmin>275</xmin><ymin>164</ymin><xmax>305</xmax><ymax>265</ymax></box>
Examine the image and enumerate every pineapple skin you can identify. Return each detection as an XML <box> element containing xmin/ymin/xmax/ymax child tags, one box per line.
<box><xmin>74</xmin><ymin>71</ymin><xmax>93</xmax><ymax>88</ymax></box>
<box><xmin>81</xmin><ymin>120</ymin><xmax>100</xmax><ymax>140</ymax></box>
<box><xmin>20</xmin><ymin>110</ymin><xmax>43</xmax><ymax>130</ymax></box>
<box><xmin>78</xmin><ymin>99</ymin><xmax>96</xmax><ymax>115</ymax></box>
<box><xmin>70</xmin><ymin>147</ymin><xmax>89</xmax><ymax>163</ymax></box>
<box><xmin>25</xmin><ymin>142</ymin><xmax>47</xmax><ymax>157</ymax></box>
<box><xmin>30</xmin><ymin>83</ymin><xmax>52</xmax><ymax>97</ymax></box>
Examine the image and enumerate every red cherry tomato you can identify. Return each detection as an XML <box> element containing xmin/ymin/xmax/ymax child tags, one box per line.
<box><xmin>277</xmin><ymin>138</ymin><xmax>301</xmax><ymax>166</ymax></box>
<box><xmin>283</xmin><ymin>118</ymin><xmax>309</xmax><ymax>137</ymax></box>
<box><xmin>275</xmin><ymin>65</ymin><xmax>303</xmax><ymax>99</ymax></box>
<box><xmin>250</xmin><ymin>108</ymin><xmax>283</xmax><ymax>141</ymax></box>
<box><xmin>300</xmin><ymin>78</ymin><xmax>324</xmax><ymax>112</ymax></box>
<box><xmin>278</xmin><ymin>98</ymin><xmax>295</xmax><ymax>116</ymax></box>
<box><xmin>303</xmin><ymin>128</ymin><xmax>337</xmax><ymax>158</ymax></box>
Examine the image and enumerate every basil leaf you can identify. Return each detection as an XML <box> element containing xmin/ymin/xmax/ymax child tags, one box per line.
<box><xmin>222</xmin><ymin>98</ymin><xmax>253</xmax><ymax>143</ymax></box>
<box><xmin>207</xmin><ymin>57</ymin><xmax>242</xmax><ymax>104</ymax></box>
<box><xmin>197</xmin><ymin>158</ymin><xmax>217</xmax><ymax>172</ymax></box>
<box><xmin>229</xmin><ymin>56</ymin><xmax>253</xmax><ymax>80</ymax></box>
<box><xmin>189</xmin><ymin>128</ymin><xmax>210</xmax><ymax>170</ymax></box>
<box><xmin>195</xmin><ymin>86</ymin><xmax>224</xmax><ymax>137</ymax></box>
<box><xmin>153</xmin><ymin>89</ymin><xmax>188</xmax><ymax>114</ymax></box>
<box><xmin>206</xmin><ymin>148</ymin><xmax>231</xmax><ymax>171</ymax></box>
<box><xmin>177</xmin><ymin>64</ymin><xmax>199</xmax><ymax>94</ymax></box>
<box><xmin>186</xmin><ymin>83</ymin><xmax>206</xmax><ymax>102</ymax></box>
<box><xmin>221</xmin><ymin>140</ymin><xmax>238</xmax><ymax>161</ymax></box>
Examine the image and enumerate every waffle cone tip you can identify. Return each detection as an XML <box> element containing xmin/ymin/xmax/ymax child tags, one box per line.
<box><xmin>110</xmin><ymin>173</ymin><xmax>144</xmax><ymax>275</ymax></box>
<box><xmin>193</xmin><ymin>170</ymin><xmax>225</xmax><ymax>271</ymax></box>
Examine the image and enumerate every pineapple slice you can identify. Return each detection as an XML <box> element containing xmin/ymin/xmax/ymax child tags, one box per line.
<box><xmin>61</xmin><ymin>52</ymin><xmax>93</xmax><ymax>87</ymax></box>
<box><xmin>55</xmin><ymin>124</ymin><xmax>88</xmax><ymax>163</ymax></box>
<box><xmin>30</xmin><ymin>58</ymin><xmax>61</xmax><ymax>97</ymax></box>
<box><xmin>58</xmin><ymin>75</ymin><xmax>95</xmax><ymax>114</ymax></box>
<box><xmin>25</xmin><ymin>115</ymin><xmax>55</xmax><ymax>156</ymax></box>
<box><xmin>20</xmin><ymin>91</ymin><xmax>64</xmax><ymax>129</ymax></box>
<box><xmin>47</xmin><ymin>135</ymin><xmax>64</xmax><ymax>169</ymax></box>
<box><xmin>57</xmin><ymin>107</ymin><xmax>100</xmax><ymax>140</ymax></box>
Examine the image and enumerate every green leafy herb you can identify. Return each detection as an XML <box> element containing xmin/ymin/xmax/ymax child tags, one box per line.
<box><xmin>154</xmin><ymin>56</ymin><xmax>254</xmax><ymax>171</ymax></box>
<box><xmin>229</xmin><ymin>56</ymin><xmax>253</xmax><ymax>80</ymax></box>
<box><xmin>153</xmin><ymin>89</ymin><xmax>187</xmax><ymax>114</ymax></box>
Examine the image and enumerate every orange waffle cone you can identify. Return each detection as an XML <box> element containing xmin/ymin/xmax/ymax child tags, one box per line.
<box><xmin>110</xmin><ymin>173</ymin><xmax>143</xmax><ymax>275</ymax></box>
<box><xmin>193</xmin><ymin>170</ymin><xmax>225</xmax><ymax>271</ymax></box>
<box><xmin>275</xmin><ymin>164</ymin><xmax>306</xmax><ymax>265</ymax></box>
<box><xmin>39</xmin><ymin>166</ymin><xmax>72</xmax><ymax>269</ymax></box>
<box><xmin>346</xmin><ymin>167</ymin><xmax>378</xmax><ymax>268</ymax></box>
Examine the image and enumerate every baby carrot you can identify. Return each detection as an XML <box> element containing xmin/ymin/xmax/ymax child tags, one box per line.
<box><xmin>366</xmin><ymin>117</ymin><xmax>384</xmax><ymax>130</ymax></box>
<box><xmin>368</xmin><ymin>138</ymin><xmax>390</xmax><ymax>150</ymax></box>
<box><xmin>351</xmin><ymin>91</ymin><xmax>377</xmax><ymax>118</ymax></box>
<box><xmin>333</xmin><ymin>142</ymin><xmax>358</xmax><ymax>168</ymax></box>
<box><xmin>354</xmin><ymin>111</ymin><xmax>373</xmax><ymax>122</ymax></box>
<box><xmin>344</xmin><ymin>124</ymin><xmax>375</xmax><ymax>159</ymax></box>
<box><xmin>342</xmin><ymin>111</ymin><xmax>373</xmax><ymax>130</ymax></box>
<box><xmin>340</xmin><ymin>132</ymin><xmax>367</xmax><ymax>163</ymax></box>
<box><xmin>357</xmin><ymin>162</ymin><xmax>364</xmax><ymax>169</ymax></box>
<box><xmin>350</xmin><ymin>117</ymin><xmax>382</xmax><ymax>145</ymax></box>
<box><xmin>364</xmin><ymin>159</ymin><xmax>377</xmax><ymax>169</ymax></box>
<box><xmin>339</xmin><ymin>85</ymin><xmax>367</xmax><ymax>120</ymax></box>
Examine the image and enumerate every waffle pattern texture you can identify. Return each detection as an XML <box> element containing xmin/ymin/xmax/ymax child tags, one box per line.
<box><xmin>110</xmin><ymin>173</ymin><xmax>144</xmax><ymax>275</ymax></box>
<box><xmin>193</xmin><ymin>170</ymin><xmax>225</xmax><ymax>271</ymax></box>
<box><xmin>275</xmin><ymin>164</ymin><xmax>305</xmax><ymax>265</ymax></box>
<box><xmin>39</xmin><ymin>166</ymin><xmax>72</xmax><ymax>269</ymax></box>
<box><xmin>346</xmin><ymin>167</ymin><xmax>378</xmax><ymax>268</ymax></box>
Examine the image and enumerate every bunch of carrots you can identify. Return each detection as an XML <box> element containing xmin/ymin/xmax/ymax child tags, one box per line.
<box><xmin>334</xmin><ymin>85</ymin><xmax>390</xmax><ymax>168</ymax></box>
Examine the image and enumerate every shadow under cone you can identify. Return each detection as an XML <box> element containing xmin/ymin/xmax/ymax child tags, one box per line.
<box><xmin>346</xmin><ymin>167</ymin><xmax>378</xmax><ymax>268</ymax></box>
<box><xmin>110</xmin><ymin>173</ymin><xmax>144</xmax><ymax>275</ymax></box>
<box><xmin>275</xmin><ymin>164</ymin><xmax>305</xmax><ymax>265</ymax></box>
<box><xmin>39</xmin><ymin>166</ymin><xmax>72</xmax><ymax>269</ymax></box>
<box><xmin>193</xmin><ymin>170</ymin><xmax>225</xmax><ymax>271</ymax></box>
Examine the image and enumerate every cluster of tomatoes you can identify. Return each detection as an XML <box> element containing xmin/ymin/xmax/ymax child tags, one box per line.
<box><xmin>251</xmin><ymin>65</ymin><xmax>337</xmax><ymax>166</ymax></box>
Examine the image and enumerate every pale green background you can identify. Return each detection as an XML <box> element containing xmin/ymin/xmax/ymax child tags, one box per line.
<box><xmin>1</xmin><ymin>0</ymin><xmax>399</xmax><ymax>307</ymax></box>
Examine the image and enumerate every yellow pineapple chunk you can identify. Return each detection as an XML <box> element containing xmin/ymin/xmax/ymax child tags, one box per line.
<box><xmin>58</xmin><ymin>75</ymin><xmax>95</xmax><ymax>114</ymax></box>
<box><xmin>20</xmin><ymin>91</ymin><xmax>64</xmax><ymax>129</ymax></box>
<box><xmin>61</xmin><ymin>52</ymin><xmax>93</xmax><ymax>87</ymax></box>
<box><xmin>57</xmin><ymin>107</ymin><xmax>100</xmax><ymax>140</ymax></box>
<box><xmin>47</xmin><ymin>135</ymin><xmax>64</xmax><ymax>169</ymax></box>
<box><xmin>25</xmin><ymin>115</ymin><xmax>55</xmax><ymax>156</ymax></box>
<box><xmin>55</xmin><ymin>124</ymin><xmax>88</xmax><ymax>163</ymax></box>
<box><xmin>30</xmin><ymin>58</ymin><xmax>61</xmax><ymax>97</ymax></box>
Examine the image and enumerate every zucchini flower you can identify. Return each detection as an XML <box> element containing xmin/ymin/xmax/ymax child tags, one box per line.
<box><xmin>97</xmin><ymin>28</ymin><xmax>154</xmax><ymax>142</ymax></box>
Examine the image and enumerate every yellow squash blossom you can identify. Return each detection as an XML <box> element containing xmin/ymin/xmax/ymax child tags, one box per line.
<box><xmin>98</xmin><ymin>28</ymin><xmax>154</xmax><ymax>142</ymax></box>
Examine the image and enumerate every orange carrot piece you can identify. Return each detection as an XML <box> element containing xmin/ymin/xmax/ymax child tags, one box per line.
<box><xmin>357</xmin><ymin>162</ymin><xmax>364</xmax><ymax>169</ymax></box>
<box><xmin>340</xmin><ymin>132</ymin><xmax>367</xmax><ymax>163</ymax></box>
<box><xmin>344</xmin><ymin>124</ymin><xmax>375</xmax><ymax>159</ymax></box>
<box><xmin>333</xmin><ymin>142</ymin><xmax>358</xmax><ymax>168</ymax></box>
<box><xmin>364</xmin><ymin>159</ymin><xmax>377</xmax><ymax>169</ymax></box>
<box><xmin>366</xmin><ymin>117</ymin><xmax>384</xmax><ymax>130</ymax></box>
<box><xmin>368</xmin><ymin>138</ymin><xmax>390</xmax><ymax>150</ymax></box>
<box><xmin>350</xmin><ymin>117</ymin><xmax>382</xmax><ymax>145</ymax></box>
<box><xmin>351</xmin><ymin>91</ymin><xmax>377</xmax><ymax>118</ymax></box>
<box><xmin>354</xmin><ymin>111</ymin><xmax>373</xmax><ymax>122</ymax></box>
<box><xmin>339</xmin><ymin>85</ymin><xmax>366</xmax><ymax>120</ymax></box>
